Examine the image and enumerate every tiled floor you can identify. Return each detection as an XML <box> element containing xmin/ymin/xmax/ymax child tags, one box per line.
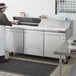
<box><xmin>0</xmin><ymin>52</ymin><xmax>76</xmax><ymax>76</ymax></box>
<box><xmin>51</xmin><ymin>57</ymin><xmax>76</xmax><ymax>76</ymax></box>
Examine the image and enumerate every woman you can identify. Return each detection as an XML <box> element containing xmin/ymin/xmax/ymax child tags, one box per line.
<box><xmin>0</xmin><ymin>3</ymin><xmax>14</xmax><ymax>63</ymax></box>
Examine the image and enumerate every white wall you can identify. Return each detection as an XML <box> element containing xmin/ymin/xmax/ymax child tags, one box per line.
<box><xmin>1</xmin><ymin>0</ymin><xmax>76</xmax><ymax>36</ymax></box>
<box><xmin>0</xmin><ymin>0</ymin><xmax>55</xmax><ymax>19</ymax></box>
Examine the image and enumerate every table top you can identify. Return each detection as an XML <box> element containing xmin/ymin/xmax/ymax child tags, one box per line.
<box><xmin>54</xmin><ymin>41</ymin><xmax>76</xmax><ymax>57</ymax></box>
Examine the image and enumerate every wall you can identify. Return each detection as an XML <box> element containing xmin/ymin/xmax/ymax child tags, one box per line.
<box><xmin>0</xmin><ymin>0</ymin><xmax>55</xmax><ymax>19</ymax></box>
<box><xmin>1</xmin><ymin>0</ymin><xmax>76</xmax><ymax>36</ymax></box>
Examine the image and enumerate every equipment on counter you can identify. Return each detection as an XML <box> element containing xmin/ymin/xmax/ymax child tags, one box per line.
<box><xmin>13</xmin><ymin>17</ymin><xmax>41</xmax><ymax>26</ymax></box>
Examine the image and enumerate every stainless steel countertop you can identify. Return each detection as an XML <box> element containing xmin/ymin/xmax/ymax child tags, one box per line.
<box><xmin>6</xmin><ymin>24</ymin><xmax>70</xmax><ymax>33</ymax></box>
<box><xmin>54</xmin><ymin>40</ymin><xmax>76</xmax><ymax>57</ymax></box>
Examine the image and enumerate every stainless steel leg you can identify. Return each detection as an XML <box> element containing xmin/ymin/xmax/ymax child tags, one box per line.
<box><xmin>59</xmin><ymin>55</ymin><xmax>62</xmax><ymax>76</ymax></box>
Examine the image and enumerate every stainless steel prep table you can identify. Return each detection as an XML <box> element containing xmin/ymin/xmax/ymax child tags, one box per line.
<box><xmin>5</xmin><ymin>19</ymin><xmax>73</xmax><ymax>59</ymax></box>
<box><xmin>54</xmin><ymin>39</ymin><xmax>76</xmax><ymax>76</ymax></box>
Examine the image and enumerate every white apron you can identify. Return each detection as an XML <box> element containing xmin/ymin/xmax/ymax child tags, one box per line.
<box><xmin>0</xmin><ymin>26</ymin><xmax>5</xmax><ymax>56</ymax></box>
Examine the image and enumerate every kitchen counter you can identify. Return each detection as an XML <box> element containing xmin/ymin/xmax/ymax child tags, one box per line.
<box><xmin>6</xmin><ymin>24</ymin><xmax>70</xmax><ymax>33</ymax></box>
<box><xmin>5</xmin><ymin>19</ymin><xmax>73</xmax><ymax>60</ymax></box>
<box><xmin>6</xmin><ymin>19</ymin><xmax>72</xmax><ymax>33</ymax></box>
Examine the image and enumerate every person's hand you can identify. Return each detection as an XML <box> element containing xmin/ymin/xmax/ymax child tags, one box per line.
<box><xmin>12</xmin><ymin>20</ymin><xmax>19</xmax><ymax>25</ymax></box>
<box><xmin>12</xmin><ymin>21</ymin><xmax>16</xmax><ymax>25</ymax></box>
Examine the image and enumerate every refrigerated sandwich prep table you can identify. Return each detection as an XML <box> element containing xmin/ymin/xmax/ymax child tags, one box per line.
<box><xmin>5</xmin><ymin>17</ymin><xmax>73</xmax><ymax>63</ymax></box>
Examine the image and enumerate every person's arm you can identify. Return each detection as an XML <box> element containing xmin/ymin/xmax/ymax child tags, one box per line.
<box><xmin>1</xmin><ymin>13</ymin><xmax>12</xmax><ymax>26</ymax></box>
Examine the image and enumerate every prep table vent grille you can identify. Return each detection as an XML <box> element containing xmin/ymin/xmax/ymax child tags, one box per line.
<box><xmin>56</xmin><ymin>0</ymin><xmax>76</xmax><ymax>13</ymax></box>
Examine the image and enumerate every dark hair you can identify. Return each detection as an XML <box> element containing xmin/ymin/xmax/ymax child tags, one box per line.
<box><xmin>0</xmin><ymin>8</ymin><xmax>2</xmax><ymax>11</ymax></box>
